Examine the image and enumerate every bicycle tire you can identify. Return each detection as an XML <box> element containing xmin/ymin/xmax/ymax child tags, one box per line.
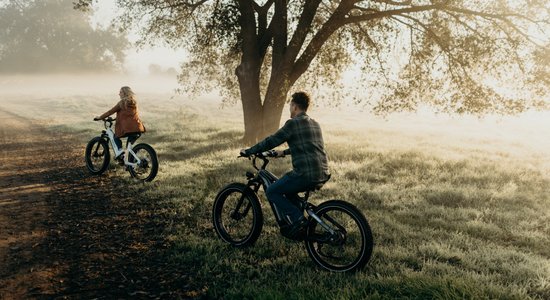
<box><xmin>128</xmin><ymin>143</ymin><xmax>158</xmax><ymax>182</ymax></box>
<box><xmin>212</xmin><ymin>183</ymin><xmax>263</xmax><ymax>247</ymax></box>
<box><xmin>85</xmin><ymin>136</ymin><xmax>110</xmax><ymax>175</ymax></box>
<box><xmin>305</xmin><ymin>200</ymin><xmax>373</xmax><ymax>272</ymax></box>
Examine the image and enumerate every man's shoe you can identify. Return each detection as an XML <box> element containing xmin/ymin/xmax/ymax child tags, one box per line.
<box><xmin>280</xmin><ymin>217</ymin><xmax>308</xmax><ymax>241</ymax></box>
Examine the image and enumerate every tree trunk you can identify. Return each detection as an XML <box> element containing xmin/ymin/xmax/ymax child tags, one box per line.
<box><xmin>236</xmin><ymin>63</ymin><xmax>263</xmax><ymax>143</ymax></box>
<box><xmin>237</xmin><ymin>72</ymin><xmax>290</xmax><ymax>143</ymax></box>
<box><xmin>236</xmin><ymin>0</ymin><xmax>263</xmax><ymax>144</ymax></box>
<box><xmin>238</xmin><ymin>82</ymin><xmax>289</xmax><ymax>143</ymax></box>
<box><xmin>261</xmin><ymin>92</ymin><xmax>287</xmax><ymax>138</ymax></box>
<box><xmin>261</xmin><ymin>77</ymin><xmax>290</xmax><ymax>139</ymax></box>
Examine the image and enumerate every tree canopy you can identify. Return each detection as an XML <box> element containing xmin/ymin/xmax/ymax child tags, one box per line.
<box><xmin>76</xmin><ymin>0</ymin><xmax>550</xmax><ymax>140</ymax></box>
<box><xmin>0</xmin><ymin>0</ymin><xmax>127</xmax><ymax>73</ymax></box>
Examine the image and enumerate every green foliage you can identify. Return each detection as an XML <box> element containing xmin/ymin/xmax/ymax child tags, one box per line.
<box><xmin>0</xmin><ymin>0</ymin><xmax>127</xmax><ymax>73</ymax></box>
<box><xmin>75</xmin><ymin>0</ymin><xmax>550</xmax><ymax>117</ymax></box>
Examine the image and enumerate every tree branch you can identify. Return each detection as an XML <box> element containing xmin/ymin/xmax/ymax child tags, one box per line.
<box><xmin>390</xmin><ymin>13</ymin><xmax>477</xmax><ymax>93</ymax></box>
<box><xmin>345</xmin><ymin>3</ymin><xmax>446</xmax><ymax>24</ymax></box>
<box><xmin>258</xmin><ymin>21</ymin><xmax>274</xmax><ymax>60</ymax></box>
<box><xmin>372</xmin><ymin>0</ymin><xmax>412</xmax><ymax>6</ymax></box>
<box><xmin>444</xmin><ymin>5</ymin><xmax>548</xmax><ymax>47</ymax></box>
<box><xmin>254</xmin><ymin>0</ymin><xmax>276</xmax><ymax>60</ymax></box>
<box><xmin>252</xmin><ymin>0</ymin><xmax>274</xmax><ymax>13</ymax></box>
<box><xmin>354</xmin><ymin>23</ymin><xmax>390</xmax><ymax>83</ymax></box>
<box><xmin>236</xmin><ymin>0</ymin><xmax>261</xmax><ymax>77</ymax></box>
<box><xmin>289</xmin><ymin>0</ymin><xmax>356</xmax><ymax>83</ymax></box>
<box><xmin>285</xmin><ymin>0</ymin><xmax>323</xmax><ymax>66</ymax></box>
<box><xmin>272</xmin><ymin>0</ymin><xmax>288</xmax><ymax>68</ymax></box>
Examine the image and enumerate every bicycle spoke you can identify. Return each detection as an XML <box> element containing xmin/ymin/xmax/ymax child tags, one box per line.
<box><xmin>306</xmin><ymin>201</ymin><xmax>372</xmax><ymax>272</ymax></box>
<box><xmin>85</xmin><ymin>137</ymin><xmax>110</xmax><ymax>175</ymax></box>
<box><xmin>213</xmin><ymin>184</ymin><xmax>263</xmax><ymax>247</ymax></box>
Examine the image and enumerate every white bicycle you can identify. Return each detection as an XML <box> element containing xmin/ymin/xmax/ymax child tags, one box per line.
<box><xmin>85</xmin><ymin>117</ymin><xmax>158</xmax><ymax>182</ymax></box>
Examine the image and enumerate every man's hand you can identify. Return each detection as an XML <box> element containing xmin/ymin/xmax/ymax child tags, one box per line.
<box><xmin>239</xmin><ymin>149</ymin><xmax>249</xmax><ymax>157</ymax></box>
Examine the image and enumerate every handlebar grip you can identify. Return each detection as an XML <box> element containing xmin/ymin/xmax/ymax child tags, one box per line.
<box><xmin>260</xmin><ymin>150</ymin><xmax>277</xmax><ymax>157</ymax></box>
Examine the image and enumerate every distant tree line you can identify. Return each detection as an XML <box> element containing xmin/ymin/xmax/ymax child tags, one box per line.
<box><xmin>0</xmin><ymin>0</ymin><xmax>127</xmax><ymax>73</ymax></box>
<box><xmin>148</xmin><ymin>64</ymin><xmax>178</xmax><ymax>76</ymax></box>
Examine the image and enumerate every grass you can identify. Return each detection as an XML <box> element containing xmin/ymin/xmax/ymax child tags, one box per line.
<box><xmin>3</xmin><ymin>91</ymin><xmax>550</xmax><ymax>299</ymax></box>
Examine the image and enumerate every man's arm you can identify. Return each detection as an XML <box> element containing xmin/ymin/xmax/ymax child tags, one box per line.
<box><xmin>245</xmin><ymin>120</ymin><xmax>292</xmax><ymax>155</ymax></box>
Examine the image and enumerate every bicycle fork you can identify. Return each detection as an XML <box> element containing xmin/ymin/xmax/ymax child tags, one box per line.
<box><xmin>230</xmin><ymin>193</ymin><xmax>253</xmax><ymax>220</ymax></box>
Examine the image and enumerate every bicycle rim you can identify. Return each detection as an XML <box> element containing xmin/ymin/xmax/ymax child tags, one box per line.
<box><xmin>306</xmin><ymin>202</ymin><xmax>372</xmax><ymax>272</ymax></box>
<box><xmin>85</xmin><ymin>138</ymin><xmax>109</xmax><ymax>174</ymax></box>
<box><xmin>129</xmin><ymin>146</ymin><xmax>155</xmax><ymax>181</ymax></box>
<box><xmin>213</xmin><ymin>185</ymin><xmax>262</xmax><ymax>247</ymax></box>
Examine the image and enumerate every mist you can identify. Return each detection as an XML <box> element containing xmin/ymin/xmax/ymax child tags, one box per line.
<box><xmin>2</xmin><ymin>72</ymin><xmax>549</xmax><ymax>161</ymax></box>
<box><xmin>0</xmin><ymin>0</ymin><xmax>128</xmax><ymax>74</ymax></box>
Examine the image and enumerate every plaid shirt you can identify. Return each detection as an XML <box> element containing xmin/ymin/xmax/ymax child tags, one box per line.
<box><xmin>246</xmin><ymin>112</ymin><xmax>330</xmax><ymax>182</ymax></box>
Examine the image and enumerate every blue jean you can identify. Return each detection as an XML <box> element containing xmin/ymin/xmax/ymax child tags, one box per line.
<box><xmin>266</xmin><ymin>173</ymin><xmax>311</xmax><ymax>225</ymax></box>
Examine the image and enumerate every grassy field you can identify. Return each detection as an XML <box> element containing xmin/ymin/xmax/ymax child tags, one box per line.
<box><xmin>2</xmin><ymin>77</ymin><xmax>549</xmax><ymax>299</ymax></box>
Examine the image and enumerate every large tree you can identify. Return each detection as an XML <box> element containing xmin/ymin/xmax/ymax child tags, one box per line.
<box><xmin>77</xmin><ymin>0</ymin><xmax>549</xmax><ymax>142</ymax></box>
<box><xmin>0</xmin><ymin>0</ymin><xmax>127</xmax><ymax>73</ymax></box>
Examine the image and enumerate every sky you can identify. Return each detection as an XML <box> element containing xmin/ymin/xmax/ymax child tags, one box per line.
<box><xmin>90</xmin><ymin>0</ymin><xmax>187</xmax><ymax>75</ymax></box>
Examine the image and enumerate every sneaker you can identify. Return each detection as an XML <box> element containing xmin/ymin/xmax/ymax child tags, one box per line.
<box><xmin>115</xmin><ymin>154</ymin><xmax>125</xmax><ymax>166</ymax></box>
<box><xmin>280</xmin><ymin>217</ymin><xmax>308</xmax><ymax>241</ymax></box>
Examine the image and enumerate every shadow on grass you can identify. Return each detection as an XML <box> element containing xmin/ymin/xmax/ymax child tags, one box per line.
<box><xmin>38</xmin><ymin>160</ymin><xmax>202</xmax><ymax>298</ymax></box>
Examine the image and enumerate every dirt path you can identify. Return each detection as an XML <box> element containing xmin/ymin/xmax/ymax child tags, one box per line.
<box><xmin>0</xmin><ymin>109</ymin><xmax>197</xmax><ymax>299</ymax></box>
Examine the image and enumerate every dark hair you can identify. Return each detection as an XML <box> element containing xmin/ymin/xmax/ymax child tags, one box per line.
<box><xmin>291</xmin><ymin>92</ymin><xmax>311</xmax><ymax>111</ymax></box>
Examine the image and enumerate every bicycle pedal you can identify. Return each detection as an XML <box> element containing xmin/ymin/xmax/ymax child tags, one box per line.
<box><xmin>281</xmin><ymin>231</ymin><xmax>306</xmax><ymax>242</ymax></box>
<box><xmin>306</xmin><ymin>232</ymin><xmax>333</xmax><ymax>243</ymax></box>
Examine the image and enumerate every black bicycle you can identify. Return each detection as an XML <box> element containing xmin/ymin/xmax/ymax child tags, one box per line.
<box><xmin>212</xmin><ymin>151</ymin><xmax>374</xmax><ymax>272</ymax></box>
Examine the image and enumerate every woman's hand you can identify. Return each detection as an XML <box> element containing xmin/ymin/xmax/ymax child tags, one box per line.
<box><xmin>93</xmin><ymin>116</ymin><xmax>102</xmax><ymax>121</ymax></box>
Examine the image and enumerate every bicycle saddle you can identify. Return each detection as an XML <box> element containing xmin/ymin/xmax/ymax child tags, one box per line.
<box><xmin>307</xmin><ymin>174</ymin><xmax>331</xmax><ymax>191</ymax></box>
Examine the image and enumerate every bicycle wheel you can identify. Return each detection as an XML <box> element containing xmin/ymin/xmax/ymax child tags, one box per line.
<box><xmin>212</xmin><ymin>183</ymin><xmax>263</xmax><ymax>247</ymax></box>
<box><xmin>128</xmin><ymin>143</ymin><xmax>158</xmax><ymax>182</ymax></box>
<box><xmin>85</xmin><ymin>136</ymin><xmax>110</xmax><ymax>175</ymax></box>
<box><xmin>305</xmin><ymin>200</ymin><xmax>373</xmax><ymax>272</ymax></box>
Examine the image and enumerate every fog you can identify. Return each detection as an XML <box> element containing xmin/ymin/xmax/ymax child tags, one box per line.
<box><xmin>0</xmin><ymin>73</ymin><xmax>184</xmax><ymax>96</ymax></box>
<box><xmin>2</xmin><ymin>0</ymin><xmax>547</xmax><ymax>154</ymax></box>
<box><xmin>1</xmin><ymin>73</ymin><xmax>549</xmax><ymax>158</ymax></box>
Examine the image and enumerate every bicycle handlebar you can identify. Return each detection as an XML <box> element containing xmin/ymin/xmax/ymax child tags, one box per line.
<box><xmin>239</xmin><ymin>150</ymin><xmax>277</xmax><ymax>158</ymax></box>
<box><xmin>94</xmin><ymin>117</ymin><xmax>116</xmax><ymax>121</ymax></box>
<box><xmin>239</xmin><ymin>150</ymin><xmax>279</xmax><ymax>170</ymax></box>
<box><xmin>94</xmin><ymin>116</ymin><xmax>116</xmax><ymax>129</ymax></box>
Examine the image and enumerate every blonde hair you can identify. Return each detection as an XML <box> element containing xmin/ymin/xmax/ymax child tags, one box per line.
<box><xmin>119</xmin><ymin>86</ymin><xmax>137</xmax><ymax>109</ymax></box>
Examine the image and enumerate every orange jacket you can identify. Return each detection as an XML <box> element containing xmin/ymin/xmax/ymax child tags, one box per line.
<box><xmin>99</xmin><ymin>100</ymin><xmax>146</xmax><ymax>137</ymax></box>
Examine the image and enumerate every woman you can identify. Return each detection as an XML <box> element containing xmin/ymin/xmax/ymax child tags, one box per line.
<box><xmin>94</xmin><ymin>86</ymin><xmax>146</xmax><ymax>160</ymax></box>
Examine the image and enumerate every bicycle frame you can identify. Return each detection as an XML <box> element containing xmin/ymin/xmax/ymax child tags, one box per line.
<box><xmin>242</xmin><ymin>155</ymin><xmax>336</xmax><ymax>235</ymax></box>
<box><xmin>247</xmin><ymin>168</ymin><xmax>286</xmax><ymax>224</ymax></box>
<box><xmin>100</xmin><ymin>123</ymin><xmax>141</xmax><ymax>168</ymax></box>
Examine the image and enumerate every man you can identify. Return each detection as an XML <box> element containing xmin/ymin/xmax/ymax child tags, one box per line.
<box><xmin>241</xmin><ymin>92</ymin><xmax>330</xmax><ymax>239</ymax></box>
